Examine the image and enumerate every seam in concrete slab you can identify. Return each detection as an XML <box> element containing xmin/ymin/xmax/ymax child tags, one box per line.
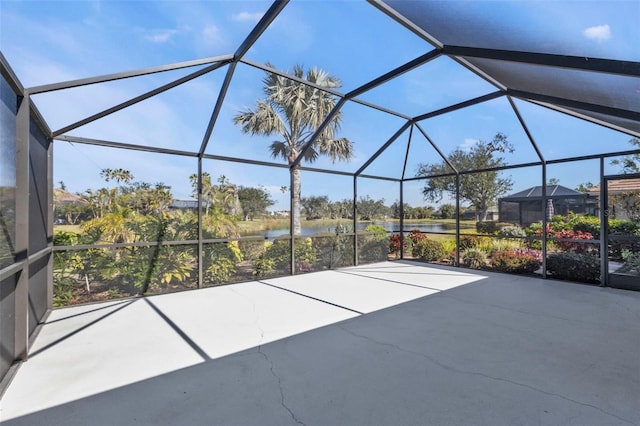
<box><xmin>144</xmin><ymin>299</ymin><xmax>210</xmax><ymax>361</ymax></box>
<box><xmin>335</xmin><ymin>270</ymin><xmax>448</xmax><ymax>292</ymax></box>
<box><xmin>336</xmin><ymin>325</ymin><xmax>638</xmax><ymax>426</ymax></box>
<box><xmin>28</xmin><ymin>299</ymin><xmax>138</xmax><ymax>359</ymax></box>
<box><xmin>44</xmin><ymin>300</ymin><xmax>133</xmax><ymax>324</ymax></box>
<box><xmin>258</xmin><ymin>280</ymin><xmax>364</xmax><ymax>315</ymax></box>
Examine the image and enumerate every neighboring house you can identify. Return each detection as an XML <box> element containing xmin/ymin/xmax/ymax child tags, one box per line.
<box><xmin>587</xmin><ymin>178</ymin><xmax>640</xmax><ymax>221</ymax></box>
<box><xmin>461</xmin><ymin>208</ymin><xmax>499</xmax><ymax>221</ymax></box>
<box><xmin>499</xmin><ymin>185</ymin><xmax>598</xmax><ymax>227</ymax></box>
<box><xmin>170</xmin><ymin>199</ymin><xmax>199</xmax><ymax>211</ymax></box>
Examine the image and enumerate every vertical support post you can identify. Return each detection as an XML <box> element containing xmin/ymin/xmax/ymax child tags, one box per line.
<box><xmin>599</xmin><ymin>157</ymin><xmax>607</xmax><ymax>286</ymax></box>
<box><xmin>14</xmin><ymin>93</ymin><xmax>30</xmax><ymax>361</ymax></box>
<box><xmin>455</xmin><ymin>174</ymin><xmax>460</xmax><ymax>267</ymax></box>
<box><xmin>399</xmin><ymin>180</ymin><xmax>404</xmax><ymax>260</ymax></box>
<box><xmin>541</xmin><ymin>163</ymin><xmax>548</xmax><ymax>279</ymax></box>
<box><xmin>46</xmin><ymin>137</ymin><xmax>54</xmax><ymax>308</ymax></box>
<box><xmin>290</xmin><ymin>170</ymin><xmax>296</xmax><ymax>275</ymax></box>
<box><xmin>353</xmin><ymin>176</ymin><xmax>358</xmax><ymax>266</ymax></box>
<box><xmin>197</xmin><ymin>158</ymin><xmax>203</xmax><ymax>288</ymax></box>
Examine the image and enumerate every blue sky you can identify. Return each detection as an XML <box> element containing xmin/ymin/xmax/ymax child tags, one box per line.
<box><xmin>1</xmin><ymin>0</ymin><xmax>638</xmax><ymax>209</ymax></box>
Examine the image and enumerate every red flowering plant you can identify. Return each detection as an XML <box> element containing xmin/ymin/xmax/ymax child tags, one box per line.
<box><xmin>533</xmin><ymin>225</ymin><xmax>595</xmax><ymax>253</ymax></box>
<box><xmin>388</xmin><ymin>234</ymin><xmax>409</xmax><ymax>258</ymax></box>
<box><xmin>490</xmin><ymin>249</ymin><xmax>541</xmax><ymax>274</ymax></box>
<box><xmin>551</xmin><ymin>229</ymin><xmax>595</xmax><ymax>253</ymax></box>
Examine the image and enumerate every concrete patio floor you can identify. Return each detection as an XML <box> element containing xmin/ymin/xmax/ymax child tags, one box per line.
<box><xmin>1</xmin><ymin>261</ymin><xmax>639</xmax><ymax>426</ymax></box>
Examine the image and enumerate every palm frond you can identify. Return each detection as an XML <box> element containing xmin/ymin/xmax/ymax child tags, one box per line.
<box><xmin>317</xmin><ymin>137</ymin><xmax>354</xmax><ymax>163</ymax></box>
<box><xmin>233</xmin><ymin>101</ymin><xmax>286</xmax><ymax>137</ymax></box>
<box><xmin>269</xmin><ymin>141</ymin><xmax>290</xmax><ymax>161</ymax></box>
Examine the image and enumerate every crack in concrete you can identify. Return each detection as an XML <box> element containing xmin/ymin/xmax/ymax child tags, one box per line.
<box><xmin>337</xmin><ymin>325</ymin><xmax>637</xmax><ymax>426</ymax></box>
<box><xmin>257</xmin><ymin>347</ymin><xmax>306</xmax><ymax>426</ymax></box>
<box><xmin>227</xmin><ymin>287</ymin><xmax>305</xmax><ymax>426</ymax></box>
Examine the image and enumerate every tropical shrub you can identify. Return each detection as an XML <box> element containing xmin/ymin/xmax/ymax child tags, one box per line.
<box><xmin>203</xmin><ymin>242</ymin><xmax>243</xmax><ymax>285</ymax></box>
<box><xmin>254</xmin><ymin>237</ymin><xmax>316</xmax><ymax>278</ymax></box>
<box><xmin>609</xmin><ymin>219</ymin><xmax>639</xmax><ymax>235</ymax></box>
<box><xmin>313</xmin><ymin>224</ymin><xmax>355</xmax><ymax>268</ymax></box>
<box><xmin>551</xmin><ymin>229</ymin><xmax>595</xmax><ymax>253</ymax></box>
<box><xmin>569</xmin><ymin>214</ymin><xmax>600</xmax><ymax>237</ymax></box>
<box><xmin>440</xmin><ymin>239</ymin><xmax>457</xmax><ymax>263</ymax></box>
<box><xmin>412</xmin><ymin>238</ymin><xmax>446</xmax><ymax>262</ymax></box>
<box><xmin>546</xmin><ymin>252</ymin><xmax>600</xmax><ymax>282</ymax></box>
<box><xmin>618</xmin><ymin>249</ymin><xmax>640</xmax><ymax>275</ymax></box>
<box><xmin>388</xmin><ymin>234</ymin><xmax>407</xmax><ymax>258</ymax></box>
<box><xmin>463</xmin><ymin>248</ymin><xmax>487</xmax><ymax>269</ymax></box>
<box><xmin>459</xmin><ymin>235</ymin><xmax>481</xmax><ymax>251</ymax></box>
<box><xmin>476</xmin><ymin>221</ymin><xmax>515</xmax><ymax>235</ymax></box>
<box><xmin>408</xmin><ymin>229</ymin><xmax>427</xmax><ymax>245</ymax></box>
<box><xmin>498</xmin><ymin>225</ymin><xmax>526</xmax><ymax>238</ymax></box>
<box><xmin>490</xmin><ymin>249</ymin><xmax>541</xmax><ymax>274</ymax></box>
<box><xmin>238</xmin><ymin>239</ymin><xmax>267</xmax><ymax>261</ymax></box>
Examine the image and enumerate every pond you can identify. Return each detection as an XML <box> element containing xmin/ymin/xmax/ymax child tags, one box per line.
<box><xmin>242</xmin><ymin>221</ymin><xmax>470</xmax><ymax>239</ymax></box>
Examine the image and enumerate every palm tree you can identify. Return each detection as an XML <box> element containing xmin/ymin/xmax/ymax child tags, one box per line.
<box><xmin>234</xmin><ymin>64</ymin><xmax>353</xmax><ymax>234</ymax></box>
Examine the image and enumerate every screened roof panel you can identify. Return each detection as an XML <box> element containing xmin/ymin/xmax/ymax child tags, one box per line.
<box><xmin>556</xmin><ymin>106</ymin><xmax>640</xmax><ymax>137</ymax></box>
<box><xmin>512</xmin><ymin>99</ymin><xmax>636</xmax><ymax>160</ymax></box>
<box><xmin>31</xmin><ymin>65</ymin><xmax>215</xmax><ymax>135</ymax></box>
<box><xmin>358</xmin><ymin>126</ymin><xmax>410</xmax><ymax>180</ymax></box>
<box><xmin>0</xmin><ymin>1</ymin><xmax>263</xmax><ymax>84</ymax></box>
<box><xmin>311</xmin><ymin>99</ymin><xmax>408</xmax><ymax>174</ymax></box>
<box><xmin>64</xmin><ymin>68</ymin><xmax>224</xmax><ymax>152</ymax></box>
<box><xmin>244</xmin><ymin>1</ymin><xmax>429</xmax><ymax>92</ymax></box>
<box><xmin>464</xmin><ymin>58</ymin><xmax>640</xmax><ymax>115</ymax></box>
<box><xmin>205</xmin><ymin>62</ymin><xmax>292</xmax><ymax>164</ymax></box>
<box><xmin>356</xmin><ymin>55</ymin><xmax>498</xmax><ymax>118</ymax></box>
<box><xmin>381</xmin><ymin>0</ymin><xmax>640</xmax><ymax>61</ymax></box>
<box><xmin>415</xmin><ymin>96</ymin><xmax>541</xmax><ymax>173</ymax></box>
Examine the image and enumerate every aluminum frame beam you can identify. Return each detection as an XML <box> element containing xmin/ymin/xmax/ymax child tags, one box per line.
<box><xmin>443</xmin><ymin>46</ymin><xmax>640</xmax><ymax>77</ymax></box>
<box><xmin>53</xmin><ymin>61</ymin><xmax>229</xmax><ymax>137</ymax></box>
<box><xmin>413</xmin><ymin>91</ymin><xmax>504</xmax><ymax>122</ymax></box>
<box><xmin>507</xmin><ymin>89</ymin><xmax>640</xmax><ymax>122</ymax></box>
<box><xmin>28</xmin><ymin>55</ymin><xmax>233</xmax><ymax>95</ymax></box>
<box><xmin>234</xmin><ymin>0</ymin><xmax>289</xmax><ymax>60</ymax></box>
<box><xmin>355</xmin><ymin>121</ymin><xmax>412</xmax><ymax>176</ymax></box>
<box><xmin>525</xmin><ymin>99</ymin><xmax>640</xmax><ymax>139</ymax></box>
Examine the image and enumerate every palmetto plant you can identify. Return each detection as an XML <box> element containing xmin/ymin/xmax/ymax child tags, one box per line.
<box><xmin>234</xmin><ymin>63</ymin><xmax>353</xmax><ymax>234</ymax></box>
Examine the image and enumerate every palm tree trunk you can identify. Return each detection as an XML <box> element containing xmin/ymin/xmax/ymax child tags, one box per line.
<box><xmin>291</xmin><ymin>167</ymin><xmax>302</xmax><ymax>235</ymax></box>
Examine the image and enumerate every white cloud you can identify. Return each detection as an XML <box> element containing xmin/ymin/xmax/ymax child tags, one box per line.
<box><xmin>583</xmin><ymin>24</ymin><xmax>611</xmax><ymax>41</ymax></box>
<box><xmin>459</xmin><ymin>138</ymin><xmax>478</xmax><ymax>151</ymax></box>
<box><xmin>202</xmin><ymin>24</ymin><xmax>224</xmax><ymax>45</ymax></box>
<box><xmin>232</xmin><ymin>11</ymin><xmax>264</xmax><ymax>23</ymax></box>
<box><xmin>145</xmin><ymin>29</ymin><xmax>179</xmax><ymax>43</ymax></box>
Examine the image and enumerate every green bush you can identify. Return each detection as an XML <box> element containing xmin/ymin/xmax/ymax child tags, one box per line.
<box><xmin>609</xmin><ymin>219</ymin><xmax>639</xmax><ymax>235</ymax></box>
<box><xmin>363</xmin><ymin>224</ymin><xmax>387</xmax><ymax>239</ymax></box>
<box><xmin>238</xmin><ymin>239</ymin><xmax>267</xmax><ymax>261</ymax></box>
<box><xmin>546</xmin><ymin>252</ymin><xmax>600</xmax><ymax>283</ymax></box>
<box><xmin>569</xmin><ymin>215</ymin><xmax>600</xmax><ymax>237</ymax></box>
<box><xmin>463</xmin><ymin>248</ymin><xmax>487</xmax><ymax>269</ymax></box>
<box><xmin>476</xmin><ymin>221</ymin><xmax>515</xmax><ymax>235</ymax></box>
<box><xmin>490</xmin><ymin>250</ymin><xmax>541</xmax><ymax>274</ymax></box>
<box><xmin>203</xmin><ymin>242</ymin><xmax>242</xmax><ymax>284</ymax></box>
<box><xmin>254</xmin><ymin>237</ymin><xmax>316</xmax><ymax>278</ymax></box>
<box><xmin>412</xmin><ymin>238</ymin><xmax>446</xmax><ymax>262</ymax></box>
<box><xmin>618</xmin><ymin>249</ymin><xmax>640</xmax><ymax>275</ymax></box>
<box><xmin>459</xmin><ymin>235</ymin><xmax>481</xmax><ymax>251</ymax></box>
<box><xmin>498</xmin><ymin>225</ymin><xmax>526</xmax><ymax>238</ymax></box>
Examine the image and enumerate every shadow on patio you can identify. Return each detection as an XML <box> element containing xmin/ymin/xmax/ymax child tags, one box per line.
<box><xmin>1</xmin><ymin>261</ymin><xmax>639</xmax><ymax>426</ymax></box>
